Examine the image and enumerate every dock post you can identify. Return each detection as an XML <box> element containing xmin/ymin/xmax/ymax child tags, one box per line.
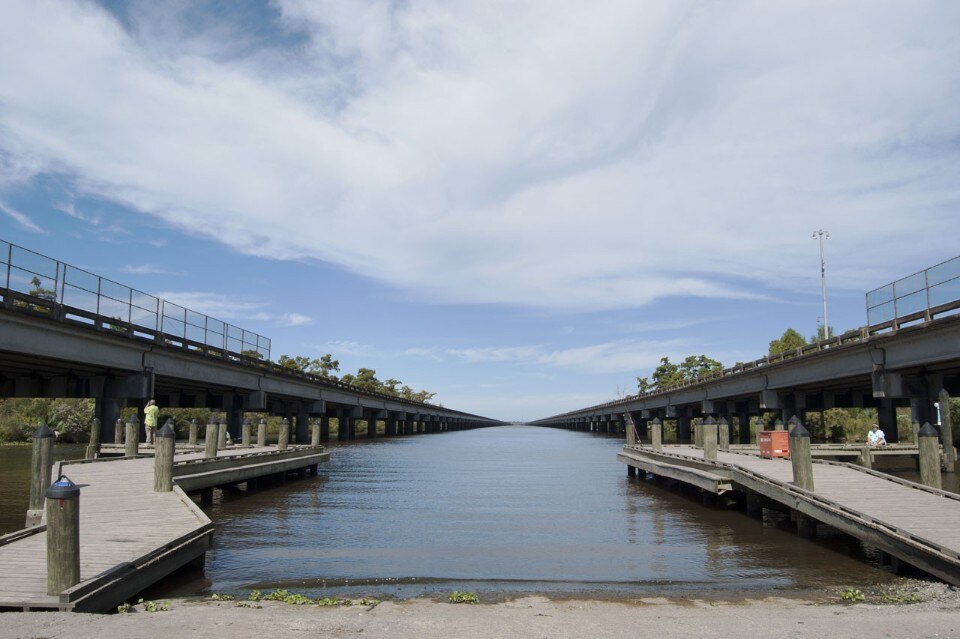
<box><xmin>918</xmin><ymin>422</ymin><xmax>942</xmax><ymax>489</ymax></box>
<box><xmin>651</xmin><ymin>418</ymin><xmax>663</xmax><ymax>452</ymax></box>
<box><xmin>625</xmin><ymin>412</ymin><xmax>636</xmax><ymax>446</ymax></box>
<box><xmin>939</xmin><ymin>389</ymin><xmax>956</xmax><ymax>473</ymax></box>
<box><xmin>26</xmin><ymin>423</ymin><xmax>55</xmax><ymax>527</ymax></box>
<box><xmin>789</xmin><ymin>419</ymin><xmax>814</xmax><ymax>491</ymax></box>
<box><xmin>154</xmin><ymin>420</ymin><xmax>175</xmax><ymax>492</ymax></box>
<box><xmin>204</xmin><ymin>416</ymin><xmax>218</xmax><ymax>459</ymax></box>
<box><xmin>718</xmin><ymin>417</ymin><xmax>730</xmax><ymax>452</ymax></box>
<box><xmin>114</xmin><ymin>418</ymin><xmax>123</xmax><ymax>445</ymax></box>
<box><xmin>774</xmin><ymin>418</ymin><xmax>784</xmax><ymax>431</ymax></box>
<box><xmin>257</xmin><ymin>418</ymin><xmax>267</xmax><ymax>447</ymax></box>
<box><xmin>189</xmin><ymin>418</ymin><xmax>198</xmax><ymax>446</ymax></box>
<box><xmin>278</xmin><ymin>418</ymin><xmax>290</xmax><ymax>450</ymax></box>
<box><xmin>46</xmin><ymin>475</ymin><xmax>80</xmax><ymax>596</ymax></box>
<box><xmin>694</xmin><ymin>419</ymin><xmax>703</xmax><ymax>448</ymax></box>
<box><xmin>703</xmin><ymin>417</ymin><xmax>718</xmax><ymax>460</ymax></box>
<box><xmin>912</xmin><ymin>420</ymin><xmax>920</xmax><ymax>446</ymax></box>
<box><xmin>124</xmin><ymin>414</ymin><xmax>140</xmax><ymax>457</ymax></box>
<box><xmin>242</xmin><ymin>417</ymin><xmax>252</xmax><ymax>448</ymax></box>
<box><xmin>857</xmin><ymin>446</ymin><xmax>873</xmax><ymax>469</ymax></box>
<box><xmin>311</xmin><ymin>418</ymin><xmax>321</xmax><ymax>446</ymax></box>
<box><xmin>218</xmin><ymin>418</ymin><xmax>228</xmax><ymax>450</ymax></box>
<box><xmin>85</xmin><ymin>417</ymin><xmax>101</xmax><ymax>460</ymax></box>
<box><xmin>745</xmin><ymin>491</ymin><xmax>763</xmax><ymax>518</ymax></box>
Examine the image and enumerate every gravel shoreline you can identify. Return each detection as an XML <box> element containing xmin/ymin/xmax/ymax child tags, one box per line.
<box><xmin>2</xmin><ymin>579</ymin><xmax>958</xmax><ymax>639</ymax></box>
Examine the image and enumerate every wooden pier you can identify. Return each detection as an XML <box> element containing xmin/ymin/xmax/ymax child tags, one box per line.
<box><xmin>619</xmin><ymin>444</ymin><xmax>960</xmax><ymax>586</ymax></box>
<box><xmin>0</xmin><ymin>445</ymin><xmax>328</xmax><ymax>612</ymax></box>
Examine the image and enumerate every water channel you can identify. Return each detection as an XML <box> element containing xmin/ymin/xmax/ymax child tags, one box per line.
<box><xmin>2</xmin><ymin>426</ymin><xmax>954</xmax><ymax>600</ymax></box>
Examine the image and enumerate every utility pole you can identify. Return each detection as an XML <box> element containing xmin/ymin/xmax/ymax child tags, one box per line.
<box><xmin>812</xmin><ymin>229</ymin><xmax>830</xmax><ymax>340</ymax></box>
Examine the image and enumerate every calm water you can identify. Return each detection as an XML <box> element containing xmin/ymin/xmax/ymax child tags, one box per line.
<box><xmin>1</xmin><ymin>427</ymin><xmax>947</xmax><ymax>599</ymax></box>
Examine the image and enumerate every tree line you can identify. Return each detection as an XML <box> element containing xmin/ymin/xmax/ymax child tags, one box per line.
<box><xmin>276</xmin><ymin>354</ymin><xmax>436</xmax><ymax>403</ymax></box>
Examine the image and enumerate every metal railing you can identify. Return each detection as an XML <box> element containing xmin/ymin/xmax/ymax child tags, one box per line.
<box><xmin>866</xmin><ymin>254</ymin><xmax>960</xmax><ymax>327</ymax></box>
<box><xmin>0</xmin><ymin>238</ymin><xmax>271</xmax><ymax>360</ymax></box>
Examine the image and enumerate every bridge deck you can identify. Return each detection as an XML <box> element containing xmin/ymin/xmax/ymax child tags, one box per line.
<box><xmin>0</xmin><ymin>445</ymin><xmax>327</xmax><ymax>612</ymax></box>
<box><xmin>620</xmin><ymin>444</ymin><xmax>960</xmax><ymax>585</ymax></box>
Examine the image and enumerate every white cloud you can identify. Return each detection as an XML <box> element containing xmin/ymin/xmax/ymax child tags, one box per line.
<box><xmin>0</xmin><ymin>1</ymin><xmax>958</xmax><ymax>310</ymax></box>
<box><xmin>121</xmin><ymin>264</ymin><xmax>174</xmax><ymax>275</ymax></box>
<box><xmin>0</xmin><ymin>201</ymin><xmax>44</xmax><ymax>233</ymax></box>
<box><xmin>407</xmin><ymin>338</ymin><xmax>690</xmax><ymax>374</ymax></box>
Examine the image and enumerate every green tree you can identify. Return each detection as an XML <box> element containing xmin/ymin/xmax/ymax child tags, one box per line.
<box><xmin>769</xmin><ymin>328</ymin><xmax>807</xmax><ymax>356</ymax></box>
<box><xmin>276</xmin><ymin>353</ymin><xmax>340</xmax><ymax>380</ymax></box>
<box><xmin>637</xmin><ymin>355</ymin><xmax>722</xmax><ymax>393</ymax></box>
<box><xmin>811</xmin><ymin>325</ymin><xmax>836</xmax><ymax>342</ymax></box>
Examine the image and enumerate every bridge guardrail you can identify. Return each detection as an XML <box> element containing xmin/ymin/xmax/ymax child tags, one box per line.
<box><xmin>866</xmin><ymin>254</ymin><xmax>960</xmax><ymax>327</ymax></box>
<box><xmin>0</xmin><ymin>238</ymin><xmax>490</xmax><ymax>417</ymax></box>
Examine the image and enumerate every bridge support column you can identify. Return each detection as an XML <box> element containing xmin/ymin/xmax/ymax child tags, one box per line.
<box><xmin>320</xmin><ymin>415</ymin><xmax>330</xmax><ymax>442</ymax></box>
<box><xmin>338</xmin><ymin>407</ymin><xmax>357</xmax><ymax>440</ymax></box>
<box><xmin>676</xmin><ymin>411</ymin><xmax>691</xmax><ymax>444</ymax></box>
<box><xmin>95</xmin><ymin>398</ymin><xmax>121</xmax><ymax>445</ymax></box>
<box><xmin>294</xmin><ymin>407</ymin><xmax>310</xmax><ymax>444</ymax></box>
<box><xmin>386</xmin><ymin>413</ymin><xmax>397</xmax><ymax>437</ymax></box>
<box><xmin>878</xmin><ymin>399</ymin><xmax>899</xmax><ymax>444</ymax></box>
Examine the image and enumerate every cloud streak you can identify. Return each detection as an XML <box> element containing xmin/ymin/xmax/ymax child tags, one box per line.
<box><xmin>0</xmin><ymin>1</ymin><xmax>958</xmax><ymax>310</ymax></box>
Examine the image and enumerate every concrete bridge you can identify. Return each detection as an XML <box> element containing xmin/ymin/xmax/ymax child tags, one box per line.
<box><xmin>0</xmin><ymin>239</ymin><xmax>502</xmax><ymax>442</ymax></box>
<box><xmin>530</xmin><ymin>303</ymin><xmax>960</xmax><ymax>450</ymax></box>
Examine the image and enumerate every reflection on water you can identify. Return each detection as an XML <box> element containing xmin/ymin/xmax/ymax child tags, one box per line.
<box><xmin>0</xmin><ymin>429</ymin><xmax>940</xmax><ymax>599</ymax></box>
<box><xmin>181</xmin><ymin>426</ymin><xmax>898</xmax><ymax>599</ymax></box>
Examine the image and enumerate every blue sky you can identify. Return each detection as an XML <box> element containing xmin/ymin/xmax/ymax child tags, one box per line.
<box><xmin>1</xmin><ymin>1</ymin><xmax>959</xmax><ymax>421</ymax></box>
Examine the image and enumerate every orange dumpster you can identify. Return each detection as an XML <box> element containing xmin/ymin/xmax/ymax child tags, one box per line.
<box><xmin>758</xmin><ymin>430</ymin><xmax>790</xmax><ymax>458</ymax></box>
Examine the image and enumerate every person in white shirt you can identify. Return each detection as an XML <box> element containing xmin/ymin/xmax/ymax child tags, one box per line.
<box><xmin>868</xmin><ymin>423</ymin><xmax>887</xmax><ymax>447</ymax></box>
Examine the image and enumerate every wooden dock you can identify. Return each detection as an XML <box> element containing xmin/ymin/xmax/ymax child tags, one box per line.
<box><xmin>619</xmin><ymin>444</ymin><xmax>960</xmax><ymax>586</ymax></box>
<box><xmin>0</xmin><ymin>445</ymin><xmax>328</xmax><ymax>612</ymax></box>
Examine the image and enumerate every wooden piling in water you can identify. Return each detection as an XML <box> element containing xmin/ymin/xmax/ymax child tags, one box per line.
<box><xmin>242</xmin><ymin>418</ymin><xmax>252</xmax><ymax>448</ymax></box>
<box><xmin>939</xmin><ymin>389</ymin><xmax>956</xmax><ymax>473</ymax></box>
<box><xmin>154</xmin><ymin>420</ymin><xmax>175</xmax><ymax>492</ymax></box>
<box><xmin>918</xmin><ymin>422</ymin><xmax>942</xmax><ymax>489</ymax></box>
<box><xmin>204</xmin><ymin>417</ymin><xmax>218</xmax><ymax>459</ymax></box>
<box><xmin>26</xmin><ymin>423</ymin><xmax>55</xmax><ymax>527</ymax></box>
<box><xmin>278</xmin><ymin>418</ymin><xmax>290</xmax><ymax>451</ymax></box>
<box><xmin>124</xmin><ymin>415</ymin><xmax>139</xmax><ymax>457</ymax></box>
<box><xmin>718</xmin><ymin>417</ymin><xmax>730</xmax><ymax>452</ymax></box>
<box><xmin>650</xmin><ymin>418</ymin><xmax>662</xmax><ymax>452</ymax></box>
<box><xmin>858</xmin><ymin>446</ymin><xmax>872</xmax><ymax>469</ymax></box>
<box><xmin>85</xmin><ymin>418</ymin><xmax>101</xmax><ymax>460</ymax></box>
<box><xmin>789</xmin><ymin>420</ymin><xmax>814</xmax><ymax>491</ymax></box>
<box><xmin>46</xmin><ymin>476</ymin><xmax>80</xmax><ymax>596</ymax></box>
<box><xmin>703</xmin><ymin>417</ymin><xmax>718</xmax><ymax>460</ymax></box>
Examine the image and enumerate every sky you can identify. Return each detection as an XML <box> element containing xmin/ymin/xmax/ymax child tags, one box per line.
<box><xmin>0</xmin><ymin>0</ymin><xmax>958</xmax><ymax>422</ymax></box>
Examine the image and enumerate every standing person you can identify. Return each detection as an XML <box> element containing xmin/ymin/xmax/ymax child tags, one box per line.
<box><xmin>868</xmin><ymin>423</ymin><xmax>886</xmax><ymax>448</ymax></box>
<box><xmin>144</xmin><ymin>399</ymin><xmax>159</xmax><ymax>445</ymax></box>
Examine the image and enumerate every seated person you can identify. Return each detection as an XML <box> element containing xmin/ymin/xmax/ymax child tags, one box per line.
<box><xmin>867</xmin><ymin>424</ymin><xmax>887</xmax><ymax>447</ymax></box>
